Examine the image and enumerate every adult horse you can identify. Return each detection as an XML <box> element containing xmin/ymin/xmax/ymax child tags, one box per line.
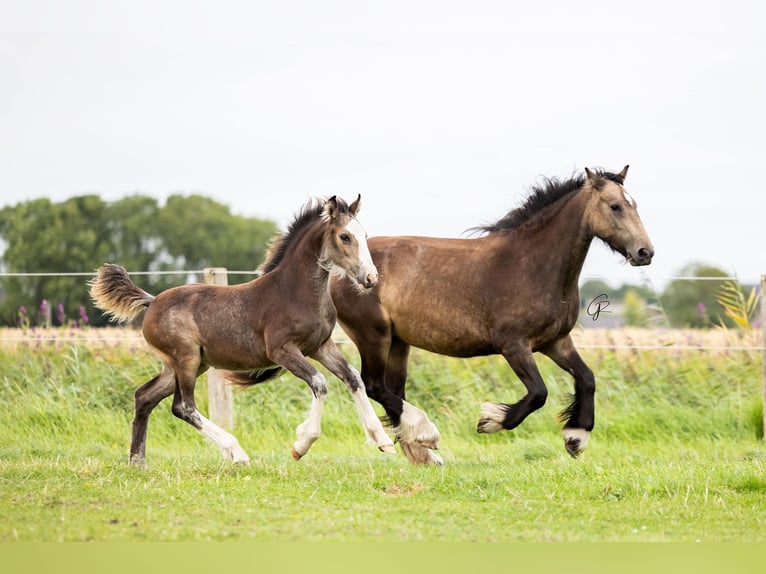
<box><xmin>331</xmin><ymin>166</ymin><xmax>654</xmax><ymax>464</ymax></box>
<box><xmin>90</xmin><ymin>195</ymin><xmax>395</xmax><ymax>466</ymax></box>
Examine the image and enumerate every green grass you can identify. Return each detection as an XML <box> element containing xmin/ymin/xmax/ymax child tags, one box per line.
<box><xmin>1</xmin><ymin>332</ymin><xmax>764</xmax><ymax>541</ymax></box>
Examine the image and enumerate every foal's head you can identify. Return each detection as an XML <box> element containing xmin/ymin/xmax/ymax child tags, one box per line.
<box><xmin>583</xmin><ymin>166</ymin><xmax>654</xmax><ymax>266</ymax></box>
<box><xmin>321</xmin><ymin>195</ymin><xmax>378</xmax><ymax>290</ymax></box>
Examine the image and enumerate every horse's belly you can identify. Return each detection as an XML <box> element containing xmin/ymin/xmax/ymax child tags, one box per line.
<box><xmin>393</xmin><ymin>316</ymin><xmax>494</xmax><ymax>357</ymax></box>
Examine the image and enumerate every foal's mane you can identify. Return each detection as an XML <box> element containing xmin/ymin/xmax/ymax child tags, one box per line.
<box><xmin>257</xmin><ymin>197</ymin><xmax>350</xmax><ymax>275</ymax></box>
<box><xmin>473</xmin><ymin>168</ymin><xmax>624</xmax><ymax>234</ymax></box>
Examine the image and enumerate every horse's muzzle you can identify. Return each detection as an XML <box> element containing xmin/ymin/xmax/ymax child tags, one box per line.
<box><xmin>628</xmin><ymin>246</ymin><xmax>654</xmax><ymax>266</ymax></box>
<box><xmin>357</xmin><ymin>269</ymin><xmax>379</xmax><ymax>289</ymax></box>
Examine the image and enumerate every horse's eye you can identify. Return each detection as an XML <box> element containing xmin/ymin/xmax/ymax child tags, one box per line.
<box><xmin>610</xmin><ymin>204</ymin><xmax>622</xmax><ymax>212</ymax></box>
<box><xmin>339</xmin><ymin>233</ymin><xmax>351</xmax><ymax>243</ymax></box>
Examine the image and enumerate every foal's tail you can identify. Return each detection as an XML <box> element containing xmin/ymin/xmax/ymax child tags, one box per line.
<box><xmin>223</xmin><ymin>367</ymin><xmax>285</xmax><ymax>387</ymax></box>
<box><xmin>89</xmin><ymin>263</ymin><xmax>155</xmax><ymax>323</ymax></box>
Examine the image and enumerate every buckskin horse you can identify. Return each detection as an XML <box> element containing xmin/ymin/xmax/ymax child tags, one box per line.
<box><xmin>90</xmin><ymin>195</ymin><xmax>395</xmax><ymax>466</ymax></box>
<box><xmin>331</xmin><ymin>166</ymin><xmax>654</xmax><ymax>464</ymax></box>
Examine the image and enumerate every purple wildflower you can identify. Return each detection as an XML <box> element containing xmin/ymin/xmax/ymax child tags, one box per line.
<box><xmin>57</xmin><ymin>303</ymin><xmax>66</xmax><ymax>325</ymax></box>
<box><xmin>79</xmin><ymin>305</ymin><xmax>89</xmax><ymax>325</ymax></box>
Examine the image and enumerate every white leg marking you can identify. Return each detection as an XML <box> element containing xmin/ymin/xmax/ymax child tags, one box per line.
<box><xmin>478</xmin><ymin>402</ymin><xmax>506</xmax><ymax>434</ymax></box>
<box><xmin>349</xmin><ymin>385</ymin><xmax>395</xmax><ymax>453</ymax></box>
<box><xmin>292</xmin><ymin>374</ymin><xmax>327</xmax><ymax>459</ymax></box>
<box><xmin>197</xmin><ymin>414</ymin><xmax>250</xmax><ymax>464</ymax></box>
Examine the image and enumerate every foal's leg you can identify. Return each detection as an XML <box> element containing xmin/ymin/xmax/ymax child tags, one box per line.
<box><xmin>311</xmin><ymin>339</ymin><xmax>395</xmax><ymax>454</ymax></box>
<box><xmin>130</xmin><ymin>365</ymin><xmax>175</xmax><ymax>466</ymax></box>
<box><xmin>168</xmin><ymin>359</ymin><xmax>250</xmax><ymax>464</ymax></box>
<box><xmin>477</xmin><ymin>343</ymin><xmax>548</xmax><ymax>433</ymax></box>
<box><xmin>541</xmin><ymin>335</ymin><xmax>595</xmax><ymax>457</ymax></box>
<box><xmin>268</xmin><ymin>343</ymin><xmax>329</xmax><ymax>460</ymax></box>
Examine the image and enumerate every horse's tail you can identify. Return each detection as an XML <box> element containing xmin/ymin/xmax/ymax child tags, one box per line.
<box><xmin>89</xmin><ymin>263</ymin><xmax>155</xmax><ymax>323</ymax></box>
<box><xmin>223</xmin><ymin>367</ymin><xmax>285</xmax><ymax>387</ymax></box>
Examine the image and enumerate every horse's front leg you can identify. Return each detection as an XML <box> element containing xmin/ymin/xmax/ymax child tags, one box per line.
<box><xmin>268</xmin><ymin>343</ymin><xmax>328</xmax><ymax>459</ymax></box>
<box><xmin>541</xmin><ymin>335</ymin><xmax>595</xmax><ymax>458</ymax></box>
<box><xmin>311</xmin><ymin>339</ymin><xmax>395</xmax><ymax>454</ymax></box>
<box><xmin>477</xmin><ymin>343</ymin><xmax>548</xmax><ymax>433</ymax></box>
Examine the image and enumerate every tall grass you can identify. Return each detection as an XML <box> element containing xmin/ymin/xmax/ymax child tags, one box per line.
<box><xmin>1</xmin><ymin>327</ymin><xmax>764</xmax><ymax>541</ymax></box>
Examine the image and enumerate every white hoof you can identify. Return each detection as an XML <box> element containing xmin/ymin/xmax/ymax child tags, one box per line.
<box><xmin>399</xmin><ymin>441</ymin><xmax>444</xmax><ymax>466</ymax></box>
<box><xmin>562</xmin><ymin>428</ymin><xmax>590</xmax><ymax>458</ymax></box>
<box><xmin>477</xmin><ymin>402</ymin><xmax>506</xmax><ymax>434</ymax></box>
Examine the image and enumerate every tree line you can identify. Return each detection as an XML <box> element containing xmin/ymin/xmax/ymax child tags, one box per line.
<box><xmin>0</xmin><ymin>194</ymin><xmax>278</xmax><ymax>327</ymax></box>
<box><xmin>0</xmin><ymin>195</ymin><xmax>759</xmax><ymax>329</ymax></box>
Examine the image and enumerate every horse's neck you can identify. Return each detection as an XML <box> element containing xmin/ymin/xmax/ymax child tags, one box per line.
<box><xmin>522</xmin><ymin>190</ymin><xmax>593</xmax><ymax>292</ymax></box>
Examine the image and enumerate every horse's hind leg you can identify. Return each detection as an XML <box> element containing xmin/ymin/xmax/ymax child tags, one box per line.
<box><xmin>541</xmin><ymin>335</ymin><xmax>595</xmax><ymax>458</ymax></box>
<box><xmin>311</xmin><ymin>339</ymin><xmax>395</xmax><ymax>454</ymax></box>
<box><xmin>383</xmin><ymin>336</ymin><xmax>442</xmax><ymax>465</ymax></box>
<box><xmin>352</xmin><ymin>333</ymin><xmax>441</xmax><ymax>465</ymax></box>
<box><xmin>169</xmin><ymin>360</ymin><xmax>250</xmax><ymax>464</ymax></box>
<box><xmin>130</xmin><ymin>366</ymin><xmax>175</xmax><ymax>466</ymax></box>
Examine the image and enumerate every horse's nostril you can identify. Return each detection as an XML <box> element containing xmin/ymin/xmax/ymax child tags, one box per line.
<box><xmin>638</xmin><ymin>247</ymin><xmax>653</xmax><ymax>260</ymax></box>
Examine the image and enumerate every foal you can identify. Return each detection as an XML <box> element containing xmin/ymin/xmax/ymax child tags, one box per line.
<box><xmin>90</xmin><ymin>195</ymin><xmax>394</xmax><ymax>466</ymax></box>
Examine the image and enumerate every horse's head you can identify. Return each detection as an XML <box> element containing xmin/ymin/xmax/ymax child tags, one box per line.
<box><xmin>584</xmin><ymin>165</ymin><xmax>654</xmax><ymax>266</ymax></box>
<box><xmin>322</xmin><ymin>195</ymin><xmax>379</xmax><ymax>290</ymax></box>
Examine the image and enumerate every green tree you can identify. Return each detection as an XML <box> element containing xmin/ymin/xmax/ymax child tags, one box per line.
<box><xmin>0</xmin><ymin>194</ymin><xmax>278</xmax><ymax>326</ymax></box>
<box><xmin>660</xmin><ymin>263</ymin><xmax>734</xmax><ymax>328</ymax></box>
<box><xmin>156</xmin><ymin>194</ymin><xmax>277</xmax><ymax>281</ymax></box>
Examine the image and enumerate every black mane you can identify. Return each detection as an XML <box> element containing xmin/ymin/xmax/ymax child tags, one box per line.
<box><xmin>258</xmin><ymin>197</ymin><xmax>350</xmax><ymax>274</ymax></box>
<box><xmin>473</xmin><ymin>168</ymin><xmax>623</xmax><ymax>234</ymax></box>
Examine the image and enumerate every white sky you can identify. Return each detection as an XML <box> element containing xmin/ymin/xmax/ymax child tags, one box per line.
<box><xmin>1</xmin><ymin>0</ymin><xmax>764</xmax><ymax>288</ymax></box>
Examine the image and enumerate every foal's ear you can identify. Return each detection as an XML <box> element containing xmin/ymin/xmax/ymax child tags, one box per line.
<box><xmin>616</xmin><ymin>164</ymin><xmax>629</xmax><ymax>183</ymax></box>
<box><xmin>325</xmin><ymin>196</ymin><xmax>339</xmax><ymax>220</ymax></box>
<box><xmin>349</xmin><ymin>194</ymin><xmax>361</xmax><ymax>217</ymax></box>
<box><xmin>585</xmin><ymin>167</ymin><xmax>597</xmax><ymax>184</ymax></box>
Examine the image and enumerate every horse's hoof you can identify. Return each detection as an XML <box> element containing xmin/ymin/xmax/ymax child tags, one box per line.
<box><xmin>477</xmin><ymin>402</ymin><xmax>505</xmax><ymax>433</ymax></box>
<box><xmin>399</xmin><ymin>441</ymin><xmax>444</xmax><ymax>466</ymax></box>
<box><xmin>379</xmin><ymin>444</ymin><xmax>396</xmax><ymax>454</ymax></box>
<box><xmin>562</xmin><ymin>428</ymin><xmax>590</xmax><ymax>458</ymax></box>
<box><xmin>565</xmin><ymin>438</ymin><xmax>581</xmax><ymax>458</ymax></box>
<box><xmin>290</xmin><ymin>447</ymin><xmax>303</xmax><ymax>461</ymax></box>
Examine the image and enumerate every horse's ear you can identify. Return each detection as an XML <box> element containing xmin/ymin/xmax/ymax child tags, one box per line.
<box><xmin>585</xmin><ymin>167</ymin><xmax>596</xmax><ymax>183</ymax></box>
<box><xmin>325</xmin><ymin>196</ymin><xmax>339</xmax><ymax>221</ymax></box>
<box><xmin>616</xmin><ymin>165</ymin><xmax>629</xmax><ymax>183</ymax></box>
<box><xmin>349</xmin><ymin>194</ymin><xmax>361</xmax><ymax>217</ymax></box>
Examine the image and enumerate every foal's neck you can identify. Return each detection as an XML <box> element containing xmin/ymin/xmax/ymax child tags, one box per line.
<box><xmin>278</xmin><ymin>224</ymin><xmax>333</xmax><ymax>299</ymax></box>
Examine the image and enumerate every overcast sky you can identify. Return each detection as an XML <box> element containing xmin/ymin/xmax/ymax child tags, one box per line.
<box><xmin>1</xmin><ymin>1</ymin><xmax>764</xmax><ymax>289</ymax></box>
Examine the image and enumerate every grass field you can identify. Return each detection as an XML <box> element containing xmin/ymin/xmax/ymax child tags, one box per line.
<box><xmin>0</xmin><ymin>326</ymin><xmax>764</xmax><ymax>541</ymax></box>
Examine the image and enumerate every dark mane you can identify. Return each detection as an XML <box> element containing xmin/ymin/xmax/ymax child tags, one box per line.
<box><xmin>258</xmin><ymin>199</ymin><xmax>326</xmax><ymax>275</ymax></box>
<box><xmin>258</xmin><ymin>196</ymin><xmax>351</xmax><ymax>274</ymax></box>
<box><xmin>472</xmin><ymin>168</ymin><xmax>623</xmax><ymax>234</ymax></box>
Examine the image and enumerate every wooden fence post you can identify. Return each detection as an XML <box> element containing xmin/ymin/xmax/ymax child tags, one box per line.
<box><xmin>762</xmin><ymin>275</ymin><xmax>765</xmax><ymax>444</ymax></box>
<box><xmin>204</xmin><ymin>267</ymin><xmax>234</xmax><ymax>431</ymax></box>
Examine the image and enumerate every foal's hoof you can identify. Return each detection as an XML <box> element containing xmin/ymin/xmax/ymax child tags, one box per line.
<box><xmin>290</xmin><ymin>447</ymin><xmax>303</xmax><ymax>461</ymax></box>
<box><xmin>379</xmin><ymin>443</ymin><xmax>397</xmax><ymax>454</ymax></box>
